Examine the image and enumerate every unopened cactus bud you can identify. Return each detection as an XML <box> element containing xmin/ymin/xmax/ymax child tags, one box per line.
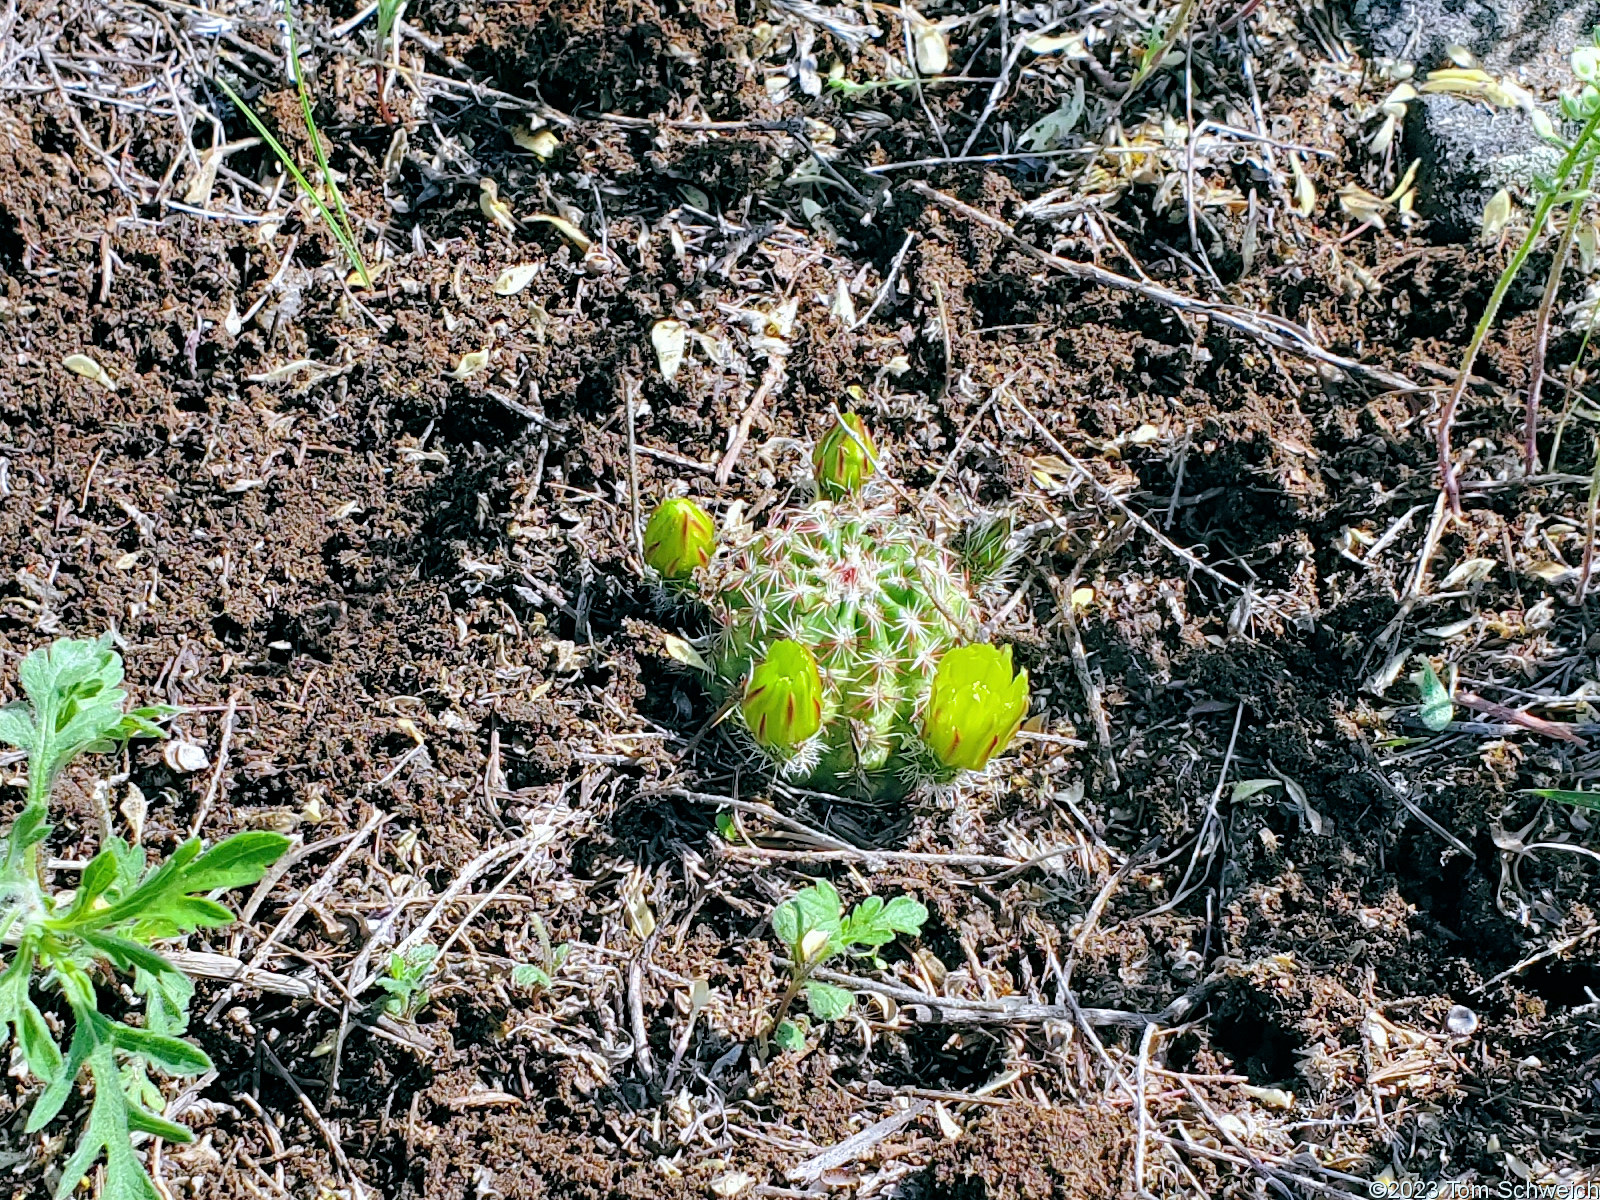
<box><xmin>644</xmin><ymin>498</ymin><xmax>715</xmax><ymax>579</ymax></box>
<box><xmin>742</xmin><ymin>640</ymin><xmax>823</xmax><ymax>751</ymax></box>
<box><xmin>812</xmin><ymin>414</ymin><xmax>877</xmax><ymax>499</ymax></box>
<box><xmin>921</xmin><ymin>643</ymin><xmax>1029</xmax><ymax>772</ymax></box>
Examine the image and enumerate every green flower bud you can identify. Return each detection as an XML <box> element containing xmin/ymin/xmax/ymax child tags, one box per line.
<box><xmin>921</xmin><ymin>643</ymin><xmax>1029</xmax><ymax>772</ymax></box>
<box><xmin>742</xmin><ymin>640</ymin><xmax>823</xmax><ymax>751</ymax></box>
<box><xmin>812</xmin><ymin>414</ymin><xmax>878</xmax><ymax>499</ymax></box>
<box><xmin>644</xmin><ymin>498</ymin><xmax>715</xmax><ymax>579</ymax></box>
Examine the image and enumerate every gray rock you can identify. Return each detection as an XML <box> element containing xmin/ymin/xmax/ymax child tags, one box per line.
<box><xmin>1351</xmin><ymin>1</ymin><xmax>1600</xmax><ymax>79</ymax></box>
<box><xmin>1350</xmin><ymin>1</ymin><xmax>1600</xmax><ymax>241</ymax></box>
<box><xmin>1350</xmin><ymin>0</ymin><xmax>1506</xmax><ymax>66</ymax></box>
<box><xmin>1403</xmin><ymin>94</ymin><xmax>1559</xmax><ymax>241</ymax></box>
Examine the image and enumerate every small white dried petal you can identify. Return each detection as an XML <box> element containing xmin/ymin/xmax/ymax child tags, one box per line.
<box><xmin>1240</xmin><ymin>1084</ymin><xmax>1294</xmax><ymax>1110</ymax></box>
<box><xmin>451</xmin><ymin>347</ymin><xmax>491</xmax><ymax>380</ymax></box>
<box><xmin>1481</xmin><ymin>188</ymin><xmax>1512</xmax><ymax>241</ymax></box>
<box><xmin>63</xmin><ymin>354</ymin><xmax>118</xmax><ymax>391</ymax></box>
<box><xmin>120</xmin><ymin>782</ymin><xmax>148</xmax><ymax>844</ymax></box>
<box><xmin>662</xmin><ymin>632</ymin><xmax>710</xmax><ymax>672</ymax></box>
<box><xmin>1290</xmin><ymin>156</ymin><xmax>1316</xmax><ymax>217</ymax></box>
<box><xmin>710</xmin><ymin>1172</ymin><xmax>753</xmax><ymax>1198</ymax></box>
<box><xmin>829</xmin><ymin>279</ymin><xmax>856</xmax><ymax>327</ymax></box>
<box><xmin>493</xmin><ymin>264</ymin><xmax>541</xmax><ymax>295</ymax></box>
<box><xmin>164</xmin><ymin>740</ymin><xmax>211</xmax><ymax>774</ymax></box>
<box><xmin>511</xmin><ymin>123</ymin><xmax>549</xmax><ymax>152</ymax></box>
<box><xmin>1579</xmin><ymin>221</ymin><xmax>1599</xmax><ymax>273</ymax></box>
<box><xmin>525</xmin><ymin>130</ymin><xmax>560</xmax><ymax>158</ymax></box>
<box><xmin>652</xmin><ymin>319</ymin><xmax>688</xmax><ymax>382</ymax></box>
<box><xmin>799</xmin><ymin>928</ymin><xmax>830</xmax><ymax>964</ymax></box>
<box><xmin>909</xmin><ymin>9</ymin><xmax>948</xmax><ymax>75</ymax></box>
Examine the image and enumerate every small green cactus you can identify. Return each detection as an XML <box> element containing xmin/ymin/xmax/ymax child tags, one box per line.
<box><xmin>644</xmin><ymin>497</ymin><xmax>715</xmax><ymax>579</ymax></box>
<box><xmin>645</xmin><ymin>418</ymin><xmax>1030</xmax><ymax>799</ymax></box>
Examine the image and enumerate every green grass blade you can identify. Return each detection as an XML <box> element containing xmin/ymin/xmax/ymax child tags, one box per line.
<box><xmin>213</xmin><ymin>78</ymin><xmax>370</xmax><ymax>286</ymax></box>
<box><xmin>282</xmin><ymin>6</ymin><xmax>370</xmax><ymax>286</ymax></box>
<box><xmin>1522</xmin><ymin>787</ymin><xmax>1600</xmax><ymax>811</ymax></box>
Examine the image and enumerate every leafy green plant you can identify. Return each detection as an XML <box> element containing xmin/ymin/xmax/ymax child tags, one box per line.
<box><xmin>0</xmin><ymin>635</ymin><xmax>290</xmax><ymax>1200</ymax></box>
<box><xmin>645</xmin><ymin>414</ymin><xmax>1029</xmax><ymax>799</ymax></box>
<box><xmin>213</xmin><ymin>4</ymin><xmax>372</xmax><ymax>286</ymax></box>
<box><xmin>374</xmin><ymin>944</ymin><xmax>438</xmax><ymax>1018</ymax></box>
<box><xmin>767</xmin><ymin>878</ymin><xmax>926</xmax><ymax>1050</ymax></box>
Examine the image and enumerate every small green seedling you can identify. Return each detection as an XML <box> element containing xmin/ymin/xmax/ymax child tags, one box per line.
<box><xmin>767</xmin><ymin>878</ymin><xmax>926</xmax><ymax>1049</ymax></box>
<box><xmin>510</xmin><ymin>914</ymin><xmax>568</xmax><ymax>992</ymax></box>
<box><xmin>0</xmin><ymin>635</ymin><xmax>290</xmax><ymax>1200</ymax></box>
<box><xmin>375</xmin><ymin>944</ymin><xmax>438</xmax><ymax>1018</ymax></box>
<box><xmin>373</xmin><ymin>0</ymin><xmax>406</xmax><ymax>122</ymax></box>
<box><xmin>1410</xmin><ymin>657</ymin><xmax>1455</xmax><ymax>732</ymax></box>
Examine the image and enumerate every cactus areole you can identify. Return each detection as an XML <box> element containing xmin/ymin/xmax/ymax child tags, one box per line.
<box><xmin>649</xmin><ymin>415</ymin><xmax>1030</xmax><ymax>799</ymax></box>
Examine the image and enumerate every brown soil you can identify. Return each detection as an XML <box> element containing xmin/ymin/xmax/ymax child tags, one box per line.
<box><xmin>3</xmin><ymin>0</ymin><xmax>1599</xmax><ymax>1197</ymax></box>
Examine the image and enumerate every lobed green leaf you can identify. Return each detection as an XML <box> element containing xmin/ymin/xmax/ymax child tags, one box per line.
<box><xmin>804</xmin><ymin>981</ymin><xmax>854</xmax><ymax>1021</ymax></box>
<box><xmin>181</xmin><ymin>831</ymin><xmax>292</xmax><ymax>893</ymax></box>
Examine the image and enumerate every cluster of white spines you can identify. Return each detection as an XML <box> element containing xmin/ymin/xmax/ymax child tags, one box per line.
<box><xmin>702</xmin><ymin>502</ymin><xmax>976</xmax><ymax>784</ymax></box>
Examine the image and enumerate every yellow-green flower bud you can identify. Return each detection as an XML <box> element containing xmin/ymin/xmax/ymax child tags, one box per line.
<box><xmin>742</xmin><ymin>640</ymin><xmax>823</xmax><ymax>751</ymax></box>
<box><xmin>643</xmin><ymin>498</ymin><xmax>714</xmax><ymax>579</ymax></box>
<box><xmin>921</xmin><ymin>643</ymin><xmax>1029</xmax><ymax>772</ymax></box>
<box><xmin>812</xmin><ymin>414</ymin><xmax>877</xmax><ymax>499</ymax></box>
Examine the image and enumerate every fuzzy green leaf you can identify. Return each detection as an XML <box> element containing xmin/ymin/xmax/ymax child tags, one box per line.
<box><xmin>772</xmin><ymin>1019</ymin><xmax>806</xmax><ymax>1052</ymax></box>
<box><xmin>803</xmin><ymin>982</ymin><xmax>854</xmax><ymax>1021</ymax></box>
<box><xmin>57</xmin><ymin>839</ymin><xmax>202</xmax><ymax>931</ymax></box>
<box><xmin>110</xmin><ymin>1024</ymin><xmax>211</xmax><ymax>1076</ymax></box>
<box><xmin>65</xmin><ymin>848</ymin><xmax>122</xmax><ymax>920</ymax></box>
<box><xmin>0</xmin><ymin>703</ymin><xmax>33</xmax><ymax>751</ymax></box>
<box><xmin>877</xmin><ymin>896</ymin><xmax>928</xmax><ymax>936</ymax></box>
<box><xmin>79</xmin><ymin>932</ymin><xmax>179</xmax><ymax>980</ymax></box>
<box><xmin>0</xmin><ymin>949</ymin><xmax>63</xmax><ymax>1084</ymax></box>
<box><xmin>18</xmin><ymin>998</ymin><xmax>63</xmax><ymax>1082</ymax></box>
<box><xmin>1411</xmin><ymin>658</ymin><xmax>1454</xmax><ymax>732</ymax></box>
<box><xmin>12</xmin><ymin>636</ymin><xmax>170</xmax><ymax>804</ymax></box>
<box><xmin>3</xmin><ymin>806</ymin><xmax>49</xmax><ymax>874</ymax></box>
<box><xmin>26</xmin><ymin>1015</ymin><xmax>91</xmax><ymax>1133</ymax></box>
<box><xmin>511</xmin><ymin>963</ymin><xmax>551</xmax><ymax>990</ymax></box>
<box><xmin>773</xmin><ymin>879</ymin><xmax>842</xmax><ymax>954</ymax></box>
<box><xmin>134</xmin><ymin>966</ymin><xmax>194</xmax><ymax>1038</ymax></box>
<box><xmin>54</xmin><ymin>1042</ymin><xmax>169</xmax><ymax>1200</ymax></box>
